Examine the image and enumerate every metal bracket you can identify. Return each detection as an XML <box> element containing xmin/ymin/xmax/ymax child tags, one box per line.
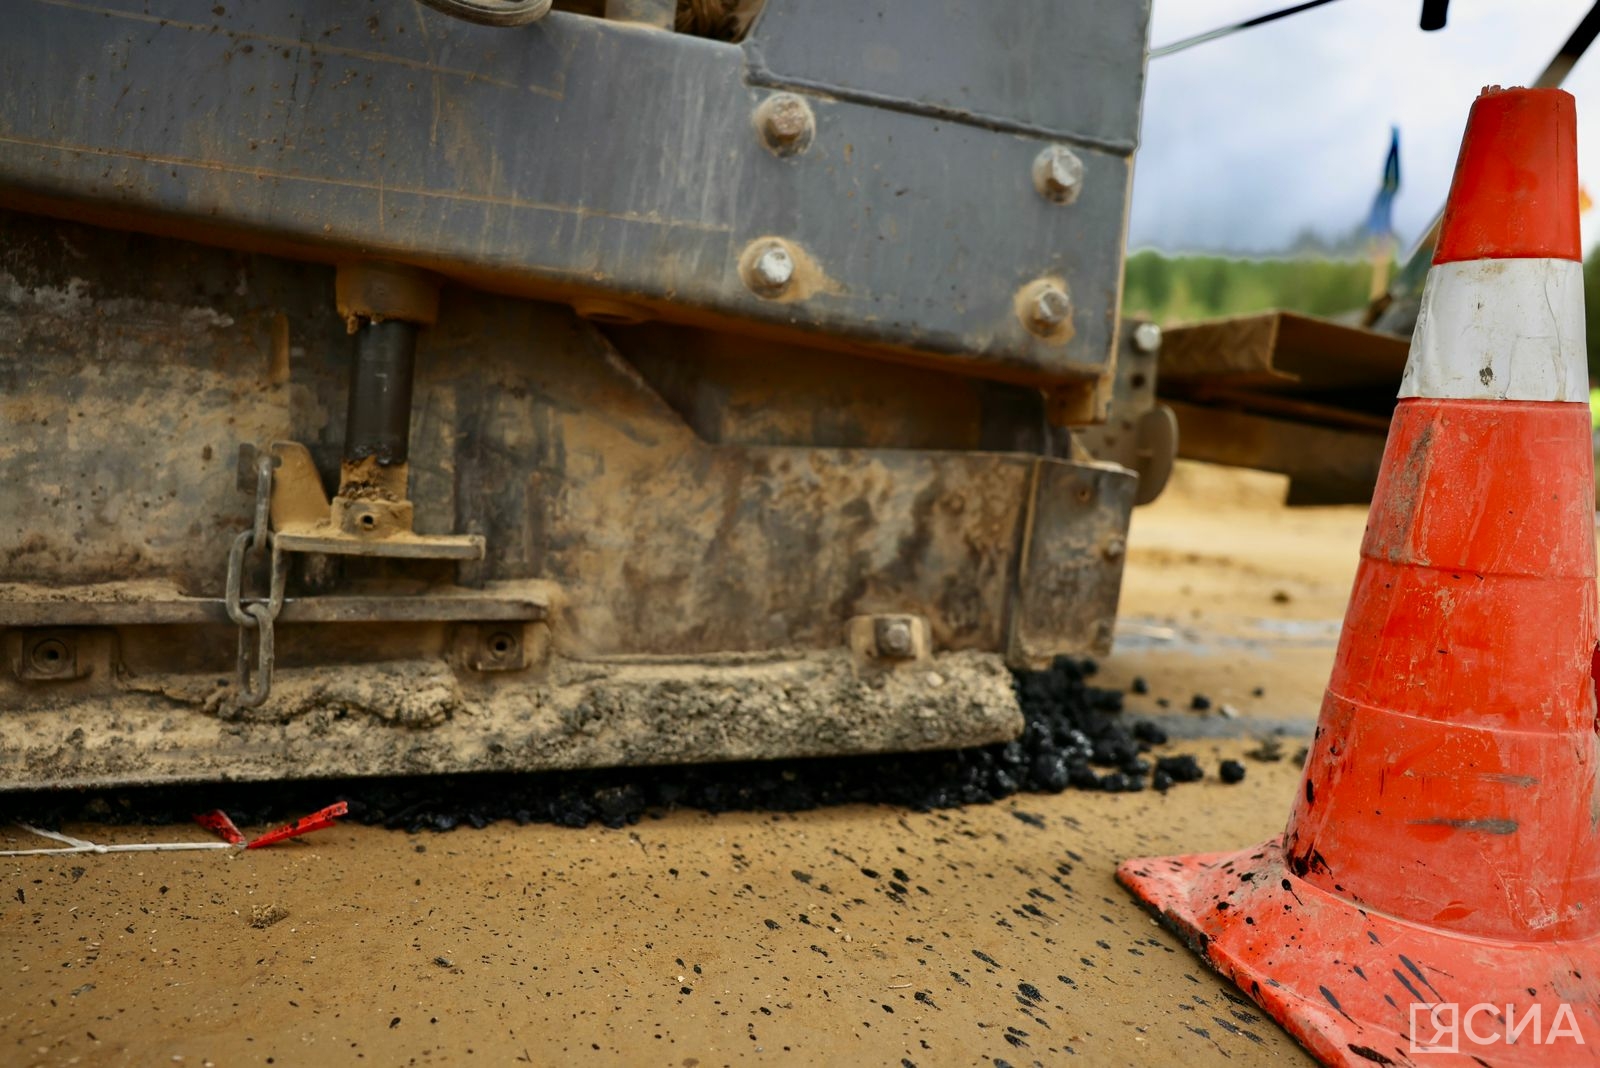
<box><xmin>846</xmin><ymin>614</ymin><xmax>931</xmax><ymax>664</ymax></box>
<box><xmin>220</xmin><ymin>441</ymin><xmax>491</xmax><ymax>707</ymax></box>
<box><xmin>269</xmin><ymin>441</ymin><xmax>486</xmax><ymax>560</ymax></box>
<box><xmin>1074</xmin><ymin>318</ymin><xmax>1178</xmax><ymax>505</ymax></box>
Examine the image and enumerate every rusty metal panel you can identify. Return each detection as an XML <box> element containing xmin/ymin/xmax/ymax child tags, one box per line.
<box><xmin>1166</xmin><ymin>400</ymin><xmax>1385</xmax><ymax>506</ymax></box>
<box><xmin>0</xmin><ymin>223</ymin><xmax>314</xmax><ymax>588</ymax></box>
<box><xmin>619</xmin><ymin>325</ymin><xmax>1053</xmax><ymax>454</ymax></box>
<box><xmin>1156</xmin><ymin>310</ymin><xmax>1407</xmax><ymax>501</ymax></box>
<box><xmin>0</xmin><ymin>208</ymin><xmax>1129</xmax><ymax>654</ymax></box>
<box><xmin>1007</xmin><ymin>460</ymin><xmax>1138</xmax><ymax>666</ymax></box>
<box><xmin>1160</xmin><ymin>311</ymin><xmax>1410</xmax><ymax>395</ymax></box>
<box><xmin>0</xmin><ymin>211</ymin><xmax>1141</xmax><ymax>786</ymax></box>
<box><xmin>1159</xmin><ymin>314</ymin><xmax>1293</xmax><ymax>387</ymax></box>
<box><xmin>0</xmin><ymin>0</ymin><xmax>1142</xmax><ymax>386</ymax></box>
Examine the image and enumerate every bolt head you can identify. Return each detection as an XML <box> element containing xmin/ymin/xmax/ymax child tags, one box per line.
<box><xmin>876</xmin><ymin>619</ymin><xmax>915</xmax><ymax>659</ymax></box>
<box><xmin>764</xmin><ymin>98</ymin><xmax>808</xmax><ymax>142</ymax></box>
<box><xmin>1016</xmin><ymin>279</ymin><xmax>1075</xmax><ymax>341</ymax></box>
<box><xmin>1132</xmin><ymin>321</ymin><xmax>1162</xmax><ymax>354</ymax></box>
<box><xmin>758</xmin><ymin>93</ymin><xmax>814</xmax><ymax>155</ymax></box>
<box><xmin>1030</xmin><ymin>286</ymin><xmax>1071</xmax><ymax>330</ymax></box>
<box><xmin>1033</xmin><ymin>146</ymin><xmax>1085</xmax><ymax>204</ymax></box>
<box><xmin>747</xmin><ymin>241</ymin><xmax>796</xmax><ymax>295</ymax></box>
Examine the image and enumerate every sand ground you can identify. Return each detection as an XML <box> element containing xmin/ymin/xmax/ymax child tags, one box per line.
<box><xmin>1</xmin><ymin>463</ymin><xmax>1363</xmax><ymax>1067</ymax></box>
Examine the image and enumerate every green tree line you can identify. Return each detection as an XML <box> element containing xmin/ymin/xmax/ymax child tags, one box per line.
<box><xmin>1122</xmin><ymin>249</ymin><xmax>1381</xmax><ymax>324</ymax></box>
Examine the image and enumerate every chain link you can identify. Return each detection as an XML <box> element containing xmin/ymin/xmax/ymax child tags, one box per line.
<box><xmin>225</xmin><ymin>450</ymin><xmax>284</xmax><ymax>707</ymax></box>
<box><xmin>234</xmin><ymin>602</ymin><xmax>275</xmax><ymax>709</ymax></box>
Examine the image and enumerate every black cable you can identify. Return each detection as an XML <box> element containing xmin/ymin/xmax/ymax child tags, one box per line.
<box><xmin>1150</xmin><ymin>0</ymin><xmax>1345</xmax><ymax>58</ymax></box>
<box><xmin>1537</xmin><ymin>1</ymin><xmax>1600</xmax><ymax>86</ymax></box>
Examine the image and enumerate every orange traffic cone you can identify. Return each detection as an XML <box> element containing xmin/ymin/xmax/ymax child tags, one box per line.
<box><xmin>1120</xmin><ymin>86</ymin><xmax>1599</xmax><ymax>1066</ymax></box>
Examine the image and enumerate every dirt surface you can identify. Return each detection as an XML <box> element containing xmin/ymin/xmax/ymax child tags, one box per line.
<box><xmin>1</xmin><ymin>462</ymin><xmax>1356</xmax><ymax>1067</ymax></box>
<box><xmin>1105</xmin><ymin>461</ymin><xmax>1360</xmax><ymax>727</ymax></box>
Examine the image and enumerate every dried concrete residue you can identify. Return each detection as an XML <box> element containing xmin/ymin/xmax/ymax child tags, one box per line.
<box><xmin>214</xmin><ymin>661</ymin><xmax>463</xmax><ymax>729</ymax></box>
<box><xmin>2</xmin><ymin>651</ymin><xmax>1024</xmax><ymax>789</ymax></box>
<box><xmin>562</xmin><ymin>651</ymin><xmax>1022</xmax><ymax>763</ymax></box>
<box><xmin>0</xmin><ymin>580</ymin><xmax>201</xmax><ymax>605</ymax></box>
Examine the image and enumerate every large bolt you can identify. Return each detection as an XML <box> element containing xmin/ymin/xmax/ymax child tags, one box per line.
<box><xmin>744</xmin><ymin>239</ymin><xmax>797</xmax><ymax>297</ymax></box>
<box><xmin>756</xmin><ymin>93</ymin><xmax>815</xmax><ymax>156</ymax></box>
<box><xmin>1023</xmin><ymin>283</ymin><xmax>1072</xmax><ymax>336</ymax></box>
<box><xmin>1132</xmin><ymin>321</ymin><xmax>1162</xmax><ymax>354</ymax></box>
<box><xmin>1033</xmin><ymin>146</ymin><xmax>1085</xmax><ymax>204</ymax></box>
<box><xmin>876</xmin><ymin>618</ymin><xmax>915</xmax><ymax>659</ymax></box>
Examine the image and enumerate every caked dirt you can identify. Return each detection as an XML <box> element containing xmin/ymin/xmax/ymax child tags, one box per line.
<box><xmin>0</xmin><ymin>462</ymin><xmax>1361</xmax><ymax>1067</ymax></box>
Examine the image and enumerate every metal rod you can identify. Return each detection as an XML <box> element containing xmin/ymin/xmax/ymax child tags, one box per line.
<box><xmin>344</xmin><ymin>319</ymin><xmax>418</xmax><ymax>466</ymax></box>
<box><xmin>0</xmin><ymin>592</ymin><xmax>545</xmax><ymax>626</ymax></box>
<box><xmin>1533</xmin><ymin>1</ymin><xmax>1600</xmax><ymax>90</ymax></box>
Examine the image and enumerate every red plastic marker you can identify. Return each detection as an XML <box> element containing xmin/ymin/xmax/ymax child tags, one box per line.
<box><xmin>193</xmin><ymin>809</ymin><xmax>245</xmax><ymax>845</ymax></box>
<box><xmin>245</xmin><ymin>802</ymin><xmax>350</xmax><ymax>849</ymax></box>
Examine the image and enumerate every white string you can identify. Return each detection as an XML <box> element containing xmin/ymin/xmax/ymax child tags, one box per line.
<box><xmin>0</xmin><ymin>822</ymin><xmax>237</xmax><ymax>857</ymax></box>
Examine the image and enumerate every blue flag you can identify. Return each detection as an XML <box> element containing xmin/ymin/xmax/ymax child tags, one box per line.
<box><xmin>1366</xmin><ymin>126</ymin><xmax>1401</xmax><ymax>238</ymax></box>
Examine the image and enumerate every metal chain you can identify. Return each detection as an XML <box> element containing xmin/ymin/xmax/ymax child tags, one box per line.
<box><xmin>235</xmin><ymin>602</ymin><xmax>276</xmax><ymax>709</ymax></box>
<box><xmin>225</xmin><ymin>451</ymin><xmax>285</xmax><ymax>708</ymax></box>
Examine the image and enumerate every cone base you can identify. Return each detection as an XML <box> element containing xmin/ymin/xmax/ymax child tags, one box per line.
<box><xmin>1118</xmin><ymin>839</ymin><xmax>1600</xmax><ymax>1066</ymax></box>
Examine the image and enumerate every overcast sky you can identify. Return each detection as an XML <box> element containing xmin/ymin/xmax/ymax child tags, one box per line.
<box><xmin>1131</xmin><ymin>0</ymin><xmax>1600</xmax><ymax>254</ymax></box>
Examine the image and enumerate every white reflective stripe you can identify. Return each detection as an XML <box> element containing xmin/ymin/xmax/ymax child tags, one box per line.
<box><xmin>1398</xmin><ymin>257</ymin><xmax>1587</xmax><ymax>402</ymax></box>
